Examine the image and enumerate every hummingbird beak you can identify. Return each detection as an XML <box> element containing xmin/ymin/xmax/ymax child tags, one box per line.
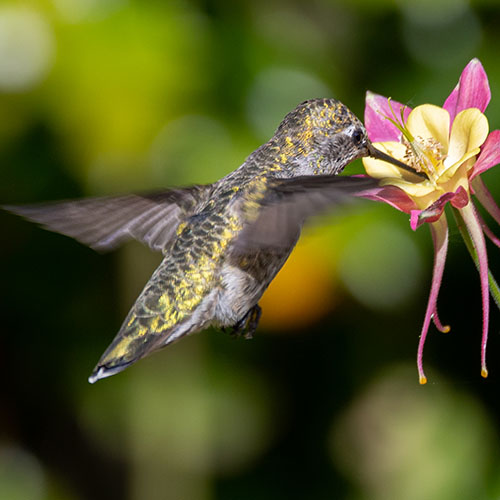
<box><xmin>367</xmin><ymin>143</ymin><xmax>427</xmax><ymax>180</ymax></box>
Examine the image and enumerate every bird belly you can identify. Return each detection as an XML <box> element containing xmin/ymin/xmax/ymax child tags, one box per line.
<box><xmin>215</xmin><ymin>264</ymin><xmax>263</xmax><ymax>326</ymax></box>
<box><xmin>214</xmin><ymin>245</ymin><xmax>295</xmax><ymax>326</ymax></box>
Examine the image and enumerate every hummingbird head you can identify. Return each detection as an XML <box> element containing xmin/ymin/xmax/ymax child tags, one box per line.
<box><xmin>275</xmin><ymin>98</ymin><xmax>413</xmax><ymax>177</ymax></box>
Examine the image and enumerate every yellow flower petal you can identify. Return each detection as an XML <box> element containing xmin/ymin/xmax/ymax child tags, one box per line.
<box><xmin>362</xmin><ymin>142</ymin><xmax>408</xmax><ymax>179</ymax></box>
<box><xmin>438</xmin><ymin>148</ymin><xmax>480</xmax><ymax>183</ymax></box>
<box><xmin>445</xmin><ymin>108</ymin><xmax>489</xmax><ymax>167</ymax></box>
<box><xmin>406</xmin><ymin>104</ymin><xmax>450</xmax><ymax>152</ymax></box>
<box><xmin>381</xmin><ymin>177</ymin><xmax>436</xmax><ymax>197</ymax></box>
<box><xmin>433</xmin><ymin>162</ymin><xmax>473</xmax><ymax>201</ymax></box>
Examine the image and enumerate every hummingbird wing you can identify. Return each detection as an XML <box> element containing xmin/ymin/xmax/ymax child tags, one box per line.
<box><xmin>234</xmin><ymin>175</ymin><xmax>378</xmax><ymax>252</ymax></box>
<box><xmin>3</xmin><ymin>185</ymin><xmax>210</xmax><ymax>252</ymax></box>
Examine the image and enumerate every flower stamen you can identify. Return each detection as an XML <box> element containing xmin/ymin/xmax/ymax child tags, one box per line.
<box><xmin>382</xmin><ymin>104</ymin><xmax>445</xmax><ymax>185</ymax></box>
<box><xmin>402</xmin><ymin>136</ymin><xmax>444</xmax><ymax>187</ymax></box>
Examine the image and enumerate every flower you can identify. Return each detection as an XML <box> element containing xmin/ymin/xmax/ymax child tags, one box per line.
<box><xmin>361</xmin><ymin>59</ymin><xmax>500</xmax><ymax>384</ymax></box>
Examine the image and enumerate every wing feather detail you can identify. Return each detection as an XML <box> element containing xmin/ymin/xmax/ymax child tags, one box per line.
<box><xmin>3</xmin><ymin>185</ymin><xmax>210</xmax><ymax>252</ymax></box>
<box><xmin>234</xmin><ymin>175</ymin><xmax>379</xmax><ymax>251</ymax></box>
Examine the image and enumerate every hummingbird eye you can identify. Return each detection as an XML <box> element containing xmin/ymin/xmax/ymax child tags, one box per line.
<box><xmin>351</xmin><ymin>128</ymin><xmax>364</xmax><ymax>145</ymax></box>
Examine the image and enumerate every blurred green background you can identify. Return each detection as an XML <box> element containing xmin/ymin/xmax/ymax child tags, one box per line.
<box><xmin>2</xmin><ymin>0</ymin><xmax>500</xmax><ymax>499</ymax></box>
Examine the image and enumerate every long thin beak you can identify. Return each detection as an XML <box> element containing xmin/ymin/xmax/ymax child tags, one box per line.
<box><xmin>367</xmin><ymin>143</ymin><xmax>427</xmax><ymax>180</ymax></box>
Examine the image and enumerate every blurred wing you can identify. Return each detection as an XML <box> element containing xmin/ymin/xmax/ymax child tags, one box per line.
<box><xmin>234</xmin><ymin>175</ymin><xmax>378</xmax><ymax>252</ymax></box>
<box><xmin>3</xmin><ymin>185</ymin><xmax>210</xmax><ymax>252</ymax></box>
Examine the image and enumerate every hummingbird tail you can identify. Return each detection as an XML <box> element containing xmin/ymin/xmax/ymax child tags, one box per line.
<box><xmin>88</xmin><ymin>361</ymin><xmax>134</xmax><ymax>384</ymax></box>
<box><xmin>88</xmin><ymin>309</ymin><xmax>180</xmax><ymax>383</ymax></box>
<box><xmin>87</xmin><ymin>289</ymin><xmax>217</xmax><ymax>383</ymax></box>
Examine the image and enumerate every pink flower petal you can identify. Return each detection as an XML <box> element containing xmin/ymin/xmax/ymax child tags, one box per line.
<box><xmin>410</xmin><ymin>210</ymin><xmax>421</xmax><ymax>231</ymax></box>
<box><xmin>470</xmin><ymin>130</ymin><xmax>500</xmax><ymax>179</ymax></box>
<box><xmin>411</xmin><ymin>186</ymin><xmax>469</xmax><ymax>230</ymax></box>
<box><xmin>471</xmin><ymin>176</ymin><xmax>500</xmax><ymax>226</ymax></box>
<box><xmin>460</xmin><ymin>202</ymin><xmax>490</xmax><ymax>378</ymax></box>
<box><xmin>417</xmin><ymin>218</ymin><xmax>449</xmax><ymax>384</ymax></box>
<box><xmin>358</xmin><ymin>184</ymin><xmax>417</xmax><ymax>213</ymax></box>
<box><xmin>477</xmin><ymin>211</ymin><xmax>500</xmax><ymax>248</ymax></box>
<box><xmin>443</xmin><ymin>59</ymin><xmax>491</xmax><ymax>124</ymax></box>
<box><xmin>365</xmin><ymin>91</ymin><xmax>412</xmax><ymax>142</ymax></box>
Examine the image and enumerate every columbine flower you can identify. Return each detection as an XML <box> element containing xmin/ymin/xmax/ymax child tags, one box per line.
<box><xmin>362</xmin><ymin>59</ymin><xmax>500</xmax><ymax>384</ymax></box>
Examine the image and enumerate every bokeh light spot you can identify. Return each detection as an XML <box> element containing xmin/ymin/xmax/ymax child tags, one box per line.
<box><xmin>338</xmin><ymin>222</ymin><xmax>422</xmax><ymax>311</ymax></box>
<box><xmin>53</xmin><ymin>0</ymin><xmax>127</xmax><ymax>23</ymax></box>
<box><xmin>0</xmin><ymin>6</ymin><xmax>54</xmax><ymax>91</ymax></box>
<box><xmin>330</xmin><ymin>366</ymin><xmax>497</xmax><ymax>500</ymax></box>
<box><xmin>399</xmin><ymin>1</ymin><xmax>481</xmax><ymax>69</ymax></box>
<box><xmin>246</xmin><ymin>67</ymin><xmax>332</xmax><ymax>140</ymax></box>
<box><xmin>260</xmin><ymin>233</ymin><xmax>337</xmax><ymax>331</ymax></box>
<box><xmin>120</xmin><ymin>342</ymin><xmax>275</xmax><ymax>499</ymax></box>
<box><xmin>397</xmin><ymin>0</ymin><xmax>468</xmax><ymax>25</ymax></box>
<box><xmin>150</xmin><ymin>115</ymin><xmax>238</xmax><ymax>186</ymax></box>
<box><xmin>0</xmin><ymin>446</ymin><xmax>46</xmax><ymax>500</ymax></box>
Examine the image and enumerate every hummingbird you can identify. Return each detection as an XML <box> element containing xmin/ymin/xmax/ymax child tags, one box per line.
<box><xmin>4</xmin><ymin>98</ymin><xmax>414</xmax><ymax>383</ymax></box>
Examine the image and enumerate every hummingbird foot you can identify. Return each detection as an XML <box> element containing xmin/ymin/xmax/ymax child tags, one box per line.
<box><xmin>230</xmin><ymin>304</ymin><xmax>262</xmax><ymax>340</ymax></box>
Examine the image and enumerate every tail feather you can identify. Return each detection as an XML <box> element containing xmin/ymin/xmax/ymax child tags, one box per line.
<box><xmin>88</xmin><ymin>361</ymin><xmax>134</xmax><ymax>384</ymax></box>
<box><xmin>88</xmin><ymin>310</ymin><xmax>175</xmax><ymax>383</ymax></box>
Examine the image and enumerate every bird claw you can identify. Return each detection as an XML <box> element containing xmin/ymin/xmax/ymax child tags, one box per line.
<box><xmin>230</xmin><ymin>304</ymin><xmax>262</xmax><ymax>339</ymax></box>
